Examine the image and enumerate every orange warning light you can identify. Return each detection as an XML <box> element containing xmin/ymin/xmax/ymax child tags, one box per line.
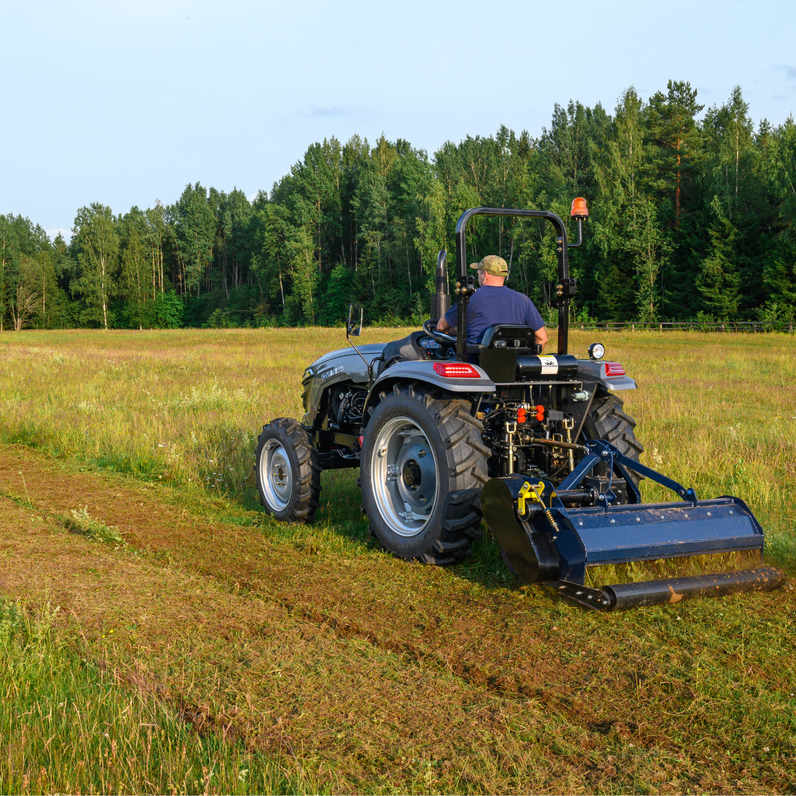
<box><xmin>570</xmin><ymin>197</ymin><xmax>589</xmax><ymax>219</ymax></box>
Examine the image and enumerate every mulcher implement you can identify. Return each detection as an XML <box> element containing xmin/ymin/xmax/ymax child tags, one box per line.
<box><xmin>481</xmin><ymin>439</ymin><xmax>784</xmax><ymax>610</ymax></box>
<box><xmin>255</xmin><ymin>199</ymin><xmax>785</xmax><ymax>610</ymax></box>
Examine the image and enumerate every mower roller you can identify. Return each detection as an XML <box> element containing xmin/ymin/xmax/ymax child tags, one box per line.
<box><xmin>255</xmin><ymin>198</ymin><xmax>785</xmax><ymax>611</ymax></box>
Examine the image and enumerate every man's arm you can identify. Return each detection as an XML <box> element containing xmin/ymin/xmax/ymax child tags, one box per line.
<box><xmin>436</xmin><ymin>316</ymin><xmax>455</xmax><ymax>334</ymax></box>
<box><xmin>535</xmin><ymin>325</ymin><xmax>548</xmax><ymax>350</ymax></box>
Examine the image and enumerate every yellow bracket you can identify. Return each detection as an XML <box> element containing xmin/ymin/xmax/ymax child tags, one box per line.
<box><xmin>517</xmin><ymin>481</ymin><xmax>546</xmax><ymax>515</ymax></box>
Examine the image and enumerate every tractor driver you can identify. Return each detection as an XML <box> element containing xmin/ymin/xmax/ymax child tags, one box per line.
<box><xmin>436</xmin><ymin>255</ymin><xmax>548</xmax><ymax>351</ymax></box>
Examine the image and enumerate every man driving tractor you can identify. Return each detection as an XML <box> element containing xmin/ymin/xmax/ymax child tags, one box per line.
<box><xmin>436</xmin><ymin>254</ymin><xmax>548</xmax><ymax>351</ymax></box>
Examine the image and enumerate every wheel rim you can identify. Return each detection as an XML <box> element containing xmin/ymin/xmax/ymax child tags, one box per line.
<box><xmin>370</xmin><ymin>416</ymin><xmax>439</xmax><ymax>537</ymax></box>
<box><xmin>260</xmin><ymin>439</ymin><xmax>293</xmax><ymax>511</ymax></box>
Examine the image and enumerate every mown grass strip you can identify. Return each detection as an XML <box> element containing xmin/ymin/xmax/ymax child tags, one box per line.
<box><xmin>1</xmin><ymin>452</ymin><xmax>795</xmax><ymax>794</ymax></box>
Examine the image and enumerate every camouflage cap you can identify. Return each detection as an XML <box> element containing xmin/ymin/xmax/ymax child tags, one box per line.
<box><xmin>470</xmin><ymin>254</ymin><xmax>508</xmax><ymax>276</ymax></box>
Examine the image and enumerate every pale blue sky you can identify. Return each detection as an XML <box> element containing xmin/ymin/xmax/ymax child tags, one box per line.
<box><xmin>3</xmin><ymin>0</ymin><xmax>795</xmax><ymax>240</ymax></box>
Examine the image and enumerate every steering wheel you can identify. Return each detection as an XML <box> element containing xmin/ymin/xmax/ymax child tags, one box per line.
<box><xmin>422</xmin><ymin>319</ymin><xmax>457</xmax><ymax>347</ymax></box>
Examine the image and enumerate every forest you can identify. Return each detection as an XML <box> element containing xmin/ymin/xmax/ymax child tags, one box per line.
<box><xmin>2</xmin><ymin>81</ymin><xmax>795</xmax><ymax>332</ymax></box>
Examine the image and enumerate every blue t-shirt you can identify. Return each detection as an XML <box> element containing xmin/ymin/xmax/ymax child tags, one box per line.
<box><xmin>444</xmin><ymin>285</ymin><xmax>545</xmax><ymax>346</ymax></box>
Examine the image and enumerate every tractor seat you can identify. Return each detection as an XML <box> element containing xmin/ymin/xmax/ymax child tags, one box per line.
<box><xmin>477</xmin><ymin>324</ymin><xmax>542</xmax><ymax>355</ymax></box>
<box><xmin>474</xmin><ymin>325</ymin><xmax>544</xmax><ymax>383</ymax></box>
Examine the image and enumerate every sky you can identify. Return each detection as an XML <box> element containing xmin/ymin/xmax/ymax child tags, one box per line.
<box><xmin>3</xmin><ymin>0</ymin><xmax>795</xmax><ymax>242</ymax></box>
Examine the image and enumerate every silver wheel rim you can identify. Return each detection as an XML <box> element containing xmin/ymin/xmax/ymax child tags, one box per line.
<box><xmin>370</xmin><ymin>416</ymin><xmax>438</xmax><ymax>537</ymax></box>
<box><xmin>260</xmin><ymin>439</ymin><xmax>293</xmax><ymax>511</ymax></box>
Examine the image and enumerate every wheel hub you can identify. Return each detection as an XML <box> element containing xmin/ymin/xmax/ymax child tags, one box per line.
<box><xmin>402</xmin><ymin>460</ymin><xmax>422</xmax><ymax>490</ymax></box>
<box><xmin>273</xmin><ymin>464</ymin><xmax>287</xmax><ymax>485</ymax></box>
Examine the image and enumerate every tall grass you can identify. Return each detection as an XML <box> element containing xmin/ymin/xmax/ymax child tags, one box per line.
<box><xmin>0</xmin><ymin>600</ymin><xmax>309</xmax><ymax>795</ymax></box>
<box><xmin>609</xmin><ymin>330</ymin><xmax>796</xmax><ymax>567</ymax></box>
<box><xmin>0</xmin><ymin>329</ymin><xmax>343</xmax><ymax>506</ymax></box>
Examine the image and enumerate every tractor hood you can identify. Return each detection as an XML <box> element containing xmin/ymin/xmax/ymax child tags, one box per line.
<box><xmin>304</xmin><ymin>343</ymin><xmax>387</xmax><ymax>386</ymax></box>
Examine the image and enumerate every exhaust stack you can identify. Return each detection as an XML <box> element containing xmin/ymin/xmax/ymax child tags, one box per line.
<box><xmin>430</xmin><ymin>250</ymin><xmax>450</xmax><ymax>321</ymax></box>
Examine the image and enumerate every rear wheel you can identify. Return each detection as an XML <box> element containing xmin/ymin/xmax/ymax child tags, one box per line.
<box><xmin>255</xmin><ymin>418</ymin><xmax>321</xmax><ymax>522</ymax></box>
<box><xmin>582</xmin><ymin>392</ymin><xmax>644</xmax><ymax>483</ymax></box>
<box><xmin>361</xmin><ymin>384</ymin><xmax>489</xmax><ymax>565</ymax></box>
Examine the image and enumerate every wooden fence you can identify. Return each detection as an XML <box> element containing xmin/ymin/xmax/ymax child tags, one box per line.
<box><xmin>565</xmin><ymin>320</ymin><xmax>795</xmax><ymax>334</ymax></box>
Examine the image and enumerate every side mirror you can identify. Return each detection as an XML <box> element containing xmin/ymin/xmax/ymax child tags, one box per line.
<box><xmin>347</xmin><ymin>303</ymin><xmax>363</xmax><ymax>337</ymax></box>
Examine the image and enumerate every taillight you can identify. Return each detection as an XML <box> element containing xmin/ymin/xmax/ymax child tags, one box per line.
<box><xmin>603</xmin><ymin>361</ymin><xmax>625</xmax><ymax>377</ymax></box>
<box><xmin>432</xmin><ymin>362</ymin><xmax>481</xmax><ymax>378</ymax></box>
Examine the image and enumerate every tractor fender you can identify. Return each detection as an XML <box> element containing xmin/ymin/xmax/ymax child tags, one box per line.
<box><xmin>364</xmin><ymin>360</ymin><xmax>495</xmax><ymax>416</ymax></box>
<box><xmin>575</xmin><ymin>359</ymin><xmax>637</xmax><ymax>391</ymax></box>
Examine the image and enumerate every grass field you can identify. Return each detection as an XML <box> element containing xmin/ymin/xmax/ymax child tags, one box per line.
<box><xmin>0</xmin><ymin>327</ymin><xmax>794</xmax><ymax>794</ymax></box>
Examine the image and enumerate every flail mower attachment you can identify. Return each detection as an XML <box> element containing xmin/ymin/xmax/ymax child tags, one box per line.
<box><xmin>481</xmin><ymin>440</ymin><xmax>785</xmax><ymax>611</ymax></box>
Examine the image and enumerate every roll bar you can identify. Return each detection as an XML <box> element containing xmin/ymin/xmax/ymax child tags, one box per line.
<box><xmin>453</xmin><ymin>207</ymin><xmax>581</xmax><ymax>360</ymax></box>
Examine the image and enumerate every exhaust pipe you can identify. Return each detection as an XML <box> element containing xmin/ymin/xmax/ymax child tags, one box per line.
<box><xmin>430</xmin><ymin>249</ymin><xmax>450</xmax><ymax>321</ymax></box>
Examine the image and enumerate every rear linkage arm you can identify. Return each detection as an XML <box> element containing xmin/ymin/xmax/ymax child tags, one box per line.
<box><xmin>556</xmin><ymin>439</ymin><xmax>698</xmax><ymax>508</ymax></box>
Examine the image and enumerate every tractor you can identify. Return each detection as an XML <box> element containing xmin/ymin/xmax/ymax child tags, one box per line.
<box><xmin>255</xmin><ymin>201</ymin><xmax>784</xmax><ymax>610</ymax></box>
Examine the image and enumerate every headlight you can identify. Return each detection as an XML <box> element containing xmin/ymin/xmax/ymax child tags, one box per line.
<box><xmin>588</xmin><ymin>343</ymin><xmax>605</xmax><ymax>361</ymax></box>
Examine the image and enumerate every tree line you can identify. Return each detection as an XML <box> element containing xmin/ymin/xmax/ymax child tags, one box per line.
<box><xmin>2</xmin><ymin>81</ymin><xmax>795</xmax><ymax>332</ymax></box>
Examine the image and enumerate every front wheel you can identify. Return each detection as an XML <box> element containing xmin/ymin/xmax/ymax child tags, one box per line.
<box><xmin>255</xmin><ymin>418</ymin><xmax>321</xmax><ymax>522</ymax></box>
<box><xmin>360</xmin><ymin>384</ymin><xmax>489</xmax><ymax>565</ymax></box>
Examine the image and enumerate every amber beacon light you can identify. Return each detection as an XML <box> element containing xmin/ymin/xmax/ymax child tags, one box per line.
<box><xmin>570</xmin><ymin>196</ymin><xmax>589</xmax><ymax>219</ymax></box>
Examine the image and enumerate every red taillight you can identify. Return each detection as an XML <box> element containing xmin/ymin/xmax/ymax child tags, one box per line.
<box><xmin>432</xmin><ymin>362</ymin><xmax>481</xmax><ymax>378</ymax></box>
<box><xmin>603</xmin><ymin>361</ymin><xmax>625</xmax><ymax>377</ymax></box>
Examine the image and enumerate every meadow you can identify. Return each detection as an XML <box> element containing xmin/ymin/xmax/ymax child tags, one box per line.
<box><xmin>0</xmin><ymin>327</ymin><xmax>794</xmax><ymax>794</ymax></box>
